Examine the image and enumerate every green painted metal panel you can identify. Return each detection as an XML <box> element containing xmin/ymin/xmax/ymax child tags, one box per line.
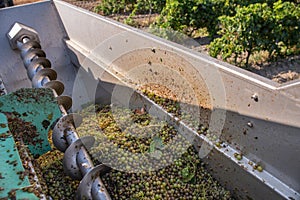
<box><xmin>0</xmin><ymin>113</ymin><xmax>38</xmax><ymax>199</ymax></box>
<box><xmin>0</xmin><ymin>88</ymin><xmax>61</xmax><ymax>156</ymax></box>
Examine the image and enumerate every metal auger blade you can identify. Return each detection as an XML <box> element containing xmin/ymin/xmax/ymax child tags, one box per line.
<box><xmin>43</xmin><ymin>80</ymin><xmax>65</xmax><ymax>96</ymax></box>
<box><xmin>52</xmin><ymin>113</ymin><xmax>83</xmax><ymax>152</ymax></box>
<box><xmin>56</xmin><ymin>95</ymin><xmax>73</xmax><ymax>111</ymax></box>
<box><xmin>32</xmin><ymin>68</ymin><xmax>57</xmax><ymax>88</ymax></box>
<box><xmin>76</xmin><ymin>164</ymin><xmax>111</xmax><ymax>200</ymax></box>
<box><xmin>27</xmin><ymin>57</ymin><xmax>51</xmax><ymax>79</ymax></box>
<box><xmin>20</xmin><ymin>40</ymin><xmax>41</xmax><ymax>58</ymax></box>
<box><xmin>5</xmin><ymin>21</ymin><xmax>113</xmax><ymax>200</ymax></box>
<box><xmin>62</xmin><ymin>136</ymin><xmax>95</xmax><ymax>180</ymax></box>
<box><xmin>23</xmin><ymin>48</ymin><xmax>46</xmax><ymax>68</ymax></box>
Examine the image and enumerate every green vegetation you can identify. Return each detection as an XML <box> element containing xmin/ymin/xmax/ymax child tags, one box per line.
<box><xmin>95</xmin><ymin>0</ymin><xmax>300</xmax><ymax>67</ymax></box>
<box><xmin>94</xmin><ymin>0</ymin><xmax>165</xmax><ymax>16</ymax></box>
<box><xmin>209</xmin><ymin>1</ymin><xmax>300</xmax><ymax>66</ymax></box>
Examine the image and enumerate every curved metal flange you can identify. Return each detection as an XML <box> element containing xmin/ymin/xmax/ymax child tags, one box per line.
<box><xmin>27</xmin><ymin>57</ymin><xmax>51</xmax><ymax>79</ymax></box>
<box><xmin>52</xmin><ymin>113</ymin><xmax>83</xmax><ymax>152</ymax></box>
<box><xmin>32</xmin><ymin>68</ymin><xmax>57</xmax><ymax>88</ymax></box>
<box><xmin>91</xmin><ymin>178</ymin><xmax>112</xmax><ymax>200</ymax></box>
<box><xmin>62</xmin><ymin>136</ymin><xmax>95</xmax><ymax>180</ymax></box>
<box><xmin>23</xmin><ymin>48</ymin><xmax>46</xmax><ymax>68</ymax></box>
<box><xmin>43</xmin><ymin>80</ymin><xmax>65</xmax><ymax>96</ymax></box>
<box><xmin>20</xmin><ymin>40</ymin><xmax>41</xmax><ymax>58</ymax></box>
<box><xmin>56</xmin><ymin>95</ymin><xmax>72</xmax><ymax>111</ymax></box>
<box><xmin>76</xmin><ymin>164</ymin><xmax>111</xmax><ymax>200</ymax></box>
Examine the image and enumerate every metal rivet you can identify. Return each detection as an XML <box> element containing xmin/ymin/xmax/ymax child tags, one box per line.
<box><xmin>251</xmin><ymin>94</ymin><xmax>258</xmax><ymax>102</ymax></box>
<box><xmin>247</xmin><ymin>122</ymin><xmax>253</xmax><ymax>128</ymax></box>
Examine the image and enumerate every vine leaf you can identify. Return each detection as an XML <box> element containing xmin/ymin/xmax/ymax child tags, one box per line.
<box><xmin>181</xmin><ymin>163</ymin><xmax>196</xmax><ymax>183</ymax></box>
<box><xmin>149</xmin><ymin>136</ymin><xmax>164</xmax><ymax>159</ymax></box>
<box><xmin>153</xmin><ymin>136</ymin><xmax>164</xmax><ymax>150</ymax></box>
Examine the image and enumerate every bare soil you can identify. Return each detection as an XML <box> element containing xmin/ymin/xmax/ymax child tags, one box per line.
<box><xmin>63</xmin><ymin>0</ymin><xmax>100</xmax><ymax>11</ymax></box>
<box><xmin>248</xmin><ymin>55</ymin><xmax>300</xmax><ymax>83</ymax></box>
<box><xmin>11</xmin><ymin>0</ymin><xmax>300</xmax><ymax>84</ymax></box>
<box><xmin>12</xmin><ymin>0</ymin><xmax>41</xmax><ymax>5</ymax></box>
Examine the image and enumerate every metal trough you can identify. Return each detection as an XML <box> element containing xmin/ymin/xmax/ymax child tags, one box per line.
<box><xmin>0</xmin><ymin>1</ymin><xmax>299</xmax><ymax>199</ymax></box>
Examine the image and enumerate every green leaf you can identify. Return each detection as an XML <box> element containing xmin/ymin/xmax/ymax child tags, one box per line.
<box><xmin>149</xmin><ymin>140</ymin><xmax>156</xmax><ymax>153</ymax></box>
<box><xmin>153</xmin><ymin>136</ymin><xmax>164</xmax><ymax>150</ymax></box>
<box><xmin>181</xmin><ymin>163</ymin><xmax>196</xmax><ymax>183</ymax></box>
<box><xmin>149</xmin><ymin>136</ymin><xmax>164</xmax><ymax>155</ymax></box>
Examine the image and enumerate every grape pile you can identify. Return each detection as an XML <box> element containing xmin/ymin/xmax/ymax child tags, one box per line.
<box><xmin>35</xmin><ymin>149</ymin><xmax>80</xmax><ymax>200</ymax></box>
<box><xmin>77</xmin><ymin>105</ymin><xmax>234</xmax><ymax>200</ymax></box>
<box><xmin>139</xmin><ymin>86</ymin><xmax>204</xmax><ymax>131</ymax></box>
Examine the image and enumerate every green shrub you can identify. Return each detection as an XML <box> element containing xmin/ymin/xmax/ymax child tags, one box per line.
<box><xmin>156</xmin><ymin>0</ymin><xmax>298</xmax><ymax>36</ymax></box>
<box><xmin>156</xmin><ymin>0</ymin><xmax>227</xmax><ymax>37</ymax></box>
<box><xmin>273</xmin><ymin>1</ymin><xmax>300</xmax><ymax>56</ymax></box>
<box><xmin>94</xmin><ymin>0</ymin><xmax>132</xmax><ymax>15</ymax></box>
<box><xmin>131</xmin><ymin>0</ymin><xmax>166</xmax><ymax>15</ymax></box>
<box><xmin>94</xmin><ymin>0</ymin><xmax>165</xmax><ymax>16</ymax></box>
<box><xmin>94</xmin><ymin>0</ymin><xmax>299</xmax><ymax>67</ymax></box>
<box><xmin>209</xmin><ymin>1</ymin><xmax>299</xmax><ymax>66</ymax></box>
